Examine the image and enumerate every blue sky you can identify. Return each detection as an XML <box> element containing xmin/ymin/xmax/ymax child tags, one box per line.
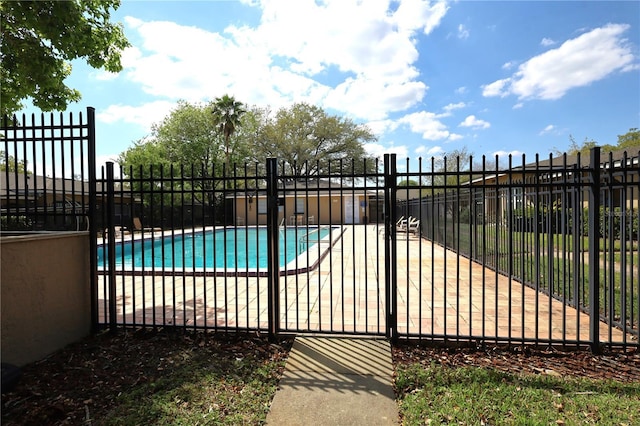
<box><xmin>23</xmin><ymin>0</ymin><xmax>640</xmax><ymax>172</ymax></box>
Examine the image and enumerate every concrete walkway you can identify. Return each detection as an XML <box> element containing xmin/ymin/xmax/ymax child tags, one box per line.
<box><xmin>266</xmin><ymin>337</ymin><xmax>398</xmax><ymax>425</ymax></box>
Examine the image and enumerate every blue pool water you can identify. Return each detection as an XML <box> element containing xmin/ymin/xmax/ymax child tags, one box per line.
<box><xmin>98</xmin><ymin>226</ymin><xmax>332</xmax><ymax>271</ymax></box>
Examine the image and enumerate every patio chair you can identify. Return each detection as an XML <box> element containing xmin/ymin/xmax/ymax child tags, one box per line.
<box><xmin>396</xmin><ymin>216</ymin><xmax>420</xmax><ymax>237</ymax></box>
<box><xmin>406</xmin><ymin>218</ymin><xmax>420</xmax><ymax>235</ymax></box>
<box><xmin>132</xmin><ymin>217</ymin><xmax>161</xmax><ymax>232</ymax></box>
<box><xmin>379</xmin><ymin>215</ymin><xmax>406</xmax><ymax>235</ymax></box>
<box><xmin>308</xmin><ymin>215</ymin><xmax>315</xmax><ymax>225</ymax></box>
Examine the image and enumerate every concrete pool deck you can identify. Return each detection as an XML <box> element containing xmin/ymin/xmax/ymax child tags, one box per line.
<box><xmin>97</xmin><ymin>224</ymin><xmax>633</xmax><ymax>345</ymax></box>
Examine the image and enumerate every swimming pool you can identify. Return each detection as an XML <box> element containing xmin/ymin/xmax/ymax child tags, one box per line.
<box><xmin>98</xmin><ymin>226</ymin><xmax>335</xmax><ymax>274</ymax></box>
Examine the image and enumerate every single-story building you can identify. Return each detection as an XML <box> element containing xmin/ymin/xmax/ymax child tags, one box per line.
<box><xmin>1</xmin><ymin>172</ymin><xmax>136</xmax><ymax>231</ymax></box>
<box><xmin>232</xmin><ymin>178</ymin><xmax>383</xmax><ymax>226</ymax></box>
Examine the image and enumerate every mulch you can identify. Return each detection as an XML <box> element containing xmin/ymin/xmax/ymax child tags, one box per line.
<box><xmin>1</xmin><ymin>329</ymin><xmax>639</xmax><ymax>425</ymax></box>
<box><xmin>1</xmin><ymin>329</ymin><xmax>292</xmax><ymax>426</ymax></box>
<box><xmin>392</xmin><ymin>342</ymin><xmax>640</xmax><ymax>383</ymax></box>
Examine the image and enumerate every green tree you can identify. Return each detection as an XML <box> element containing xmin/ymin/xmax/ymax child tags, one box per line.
<box><xmin>118</xmin><ymin>138</ymin><xmax>170</xmax><ymax>173</ymax></box>
<box><xmin>564</xmin><ymin>129</ymin><xmax>640</xmax><ymax>156</ymax></box>
<box><xmin>251</xmin><ymin>102</ymin><xmax>377</xmax><ymax>177</ymax></box>
<box><xmin>154</xmin><ymin>101</ymin><xmax>222</xmax><ymax>169</ymax></box>
<box><xmin>120</xmin><ymin>100</ymin><xmax>378</xmax><ymax>182</ymax></box>
<box><xmin>566</xmin><ymin>135</ymin><xmax>613</xmax><ymax>155</ymax></box>
<box><xmin>211</xmin><ymin>94</ymin><xmax>246</xmax><ymax>171</ymax></box>
<box><xmin>0</xmin><ymin>150</ymin><xmax>29</xmax><ymax>173</ymax></box>
<box><xmin>1</xmin><ymin>0</ymin><xmax>130</xmax><ymax>116</ymax></box>
<box><xmin>434</xmin><ymin>147</ymin><xmax>474</xmax><ymax>179</ymax></box>
<box><xmin>117</xmin><ymin>138</ymin><xmax>172</xmax><ymax>221</ymax></box>
<box><xmin>119</xmin><ymin>102</ymin><xmax>227</xmax><ymax>206</ymax></box>
<box><xmin>617</xmin><ymin>128</ymin><xmax>640</xmax><ymax>151</ymax></box>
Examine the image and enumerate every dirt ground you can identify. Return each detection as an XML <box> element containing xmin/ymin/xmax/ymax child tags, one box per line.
<box><xmin>2</xmin><ymin>330</ymin><xmax>639</xmax><ymax>425</ymax></box>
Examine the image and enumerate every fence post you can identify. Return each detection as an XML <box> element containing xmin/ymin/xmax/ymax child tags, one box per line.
<box><xmin>266</xmin><ymin>158</ymin><xmax>280</xmax><ymax>340</ymax></box>
<box><xmin>87</xmin><ymin>107</ymin><xmax>99</xmax><ymax>333</ymax></box>
<box><xmin>588</xmin><ymin>147</ymin><xmax>601</xmax><ymax>353</ymax></box>
<box><xmin>106</xmin><ymin>162</ymin><xmax>117</xmax><ymax>333</ymax></box>
<box><xmin>384</xmin><ymin>154</ymin><xmax>397</xmax><ymax>341</ymax></box>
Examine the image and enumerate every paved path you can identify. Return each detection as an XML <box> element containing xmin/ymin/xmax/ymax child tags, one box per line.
<box><xmin>265</xmin><ymin>337</ymin><xmax>397</xmax><ymax>425</ymax></box>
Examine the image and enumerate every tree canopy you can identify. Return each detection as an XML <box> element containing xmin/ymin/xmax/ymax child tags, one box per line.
<box><xmin>119</xmin><ymin>100</ymin><xmax>378</xmax><ymax>178</ymax></box>
<box><xmin>0</xmin><ymin>151</ymin><xmax>29</xmax><ymax>173</ymax></box>
<box><xmin>251</xmin><ymin>102</ymin><xmax>378</xmax><ymax>176</ymax></box>
<box><xmin>566</xmin><ymin>128</ymin><xmax>640</xmax><ymax>156</ymax></box>
<box><xmin>1</xmin><ymin>0</ymin><xmax>129</xmax><ymax>116</ymax></box>
<box><xmin>616</xmin><ymin>128</ymin><xmax>640</xmax><ymax>151</ymax></box>
<box><xmin>119</xmin><ymin>100</ymin><xmax>235</xmax><ymax>174</ymax></box>
<box><xmin>211</xmin><ymin>94</ymin><xmax>246</xmax><ymax>169</ymax></box>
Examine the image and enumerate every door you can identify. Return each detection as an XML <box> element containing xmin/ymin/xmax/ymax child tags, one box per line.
<box><xmin>344</xmin><ymin>196</ymin><xmax>360</xmax><ymax>224</ymax></box>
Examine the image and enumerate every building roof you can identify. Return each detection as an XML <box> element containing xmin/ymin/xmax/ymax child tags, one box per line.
<box><xmin>1</xmin><ymin>172</ymin><xmax>134</xmax><ymax>201</ymax></box>
<box><xmin>518</xmin><ymin>148</ymin><xmax>638</xmax><ymax>170</ymax></box>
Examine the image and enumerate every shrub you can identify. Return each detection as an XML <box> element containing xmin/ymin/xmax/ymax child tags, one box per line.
<box><xmin>0</xmin><ymin>215</ymin><xmax>33</xmax><ymax>231</ymax></box>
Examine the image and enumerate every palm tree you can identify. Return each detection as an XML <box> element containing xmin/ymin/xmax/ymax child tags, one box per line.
<box><xmin>211</xmin><ymin>94</ymin><xmax>246</xmax><ymax>172</ymax></box>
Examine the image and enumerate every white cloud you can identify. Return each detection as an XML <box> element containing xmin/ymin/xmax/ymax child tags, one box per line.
<box><xmin>482</xmin><ymin>78</ymin><xmax>511</xmax><ymax>97</ymax></box>
<box><xmin>483</xmin><ymin>24</ymin><xmax>638</xmax><ymax>101</ymax></box>
<box><xmin>492</xmin><ymin>149</ymin><xmax>524</xmax><ymax>158</ymax></box>
<box><xmin>93</xmin><ymin>71</ymin><xmax>119</xmax><ymax>81</ymax></box>
<box><xmin>112</xmin><ymin>1</ymin><xmax>450</xmax><ymax>124</ymax></box>
<box><xmin>364</xmin><ymin>142</ymin><xmax>408</xmax><ymax>159</ymax></box>
<box><xmin>458</xmin><ymin>24</ymin><xmax>470</xmax><ymax>39</ymax></box>
<box><xmin>443</xmin><ymin>102</ymin><xmax>466</xmax><ymax>114</ymax></box>
<box><xmin>399</xmin><ymin>111</ymin><xmax>451</xmax><ymax>140</ymax></box>
<box><xmin>502</xmin><ymin>61</ymin><xmax>516</xmax><ymax>70</ymax></box>
<box><xmin>394</xmin><ymin>0</ymin><xmax>449</xmax><ymax>35</ymax></box>
<box><xmin>622</xmin><ymin>63</ymin><xmax>640</xmax><ymax>72</ymax></box>
<box><xmin>539</xmin><ymin>124</ymin><xmax>555</xmax><ymax>135</ymax></box>
<box><xmin>540</xmin><ymin>37</ymin><xmax>555</xmax><ymax>46</ymax></box>
<box><xmin>455</xmin><ymin>86</ymin><xmax>467</xmax><ymax>95</ymax></box>
<box><xmin>416</xmin><ymin>145</ymin><xmax>445</xmax><ymax>156</ymax></box>
<box><xmin>324</xmin><ymin>77</ymin><xmax>427</xmax><ymax>121</ymax></box>
<box><xmin>97</xmin><ymin>101</ymin><xmax>176</xmax><ymax>130</ymax></box>
<box><xmin>366</xmin><ymin>119</ymin><xmax>399</xmax><ymax>136</ymax></box>
<box><xmin>459</xmin><ymin>115</ymin><xmax>490</xmax><ymax>129</ymax></box>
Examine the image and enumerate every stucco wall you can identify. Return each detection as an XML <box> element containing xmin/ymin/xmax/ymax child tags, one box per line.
<box><xmin>236</xmin><ymin>194</ymin><xmax>368</xmax><ymax>225</ymax></box>
<box><xmin>1</xmin><ymin>232</ymin><xmax>91</xmax><ymax>366</ymax></box>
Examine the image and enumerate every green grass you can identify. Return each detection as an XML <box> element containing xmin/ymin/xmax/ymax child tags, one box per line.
<box><xmin>396</xmin><ymin>363</ymin><xmax>640</xmax><ymax>425</ymax></box>
<box><xmin>439</xmin><ymin>223</ymin><xmax>638</xmax><ymax>256</ymax></box>
<box><xmin>99</xmin><ymin>345</ymin><xmax>285</xmax><ymax>425</ymax></box>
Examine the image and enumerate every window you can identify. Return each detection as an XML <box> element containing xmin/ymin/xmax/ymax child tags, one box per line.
<box><xmin>512</xmin><ymin>187</ymin><xmax>524</xmax><ymax>210</ymax></box>
<box><xmin>295</xmin><ymin>198</ymin><xmax>305</xmax><ymax>214</ymax></box>
<box><xmin>258</xmin><ymin>199</ymin><xmax>267</xmax><ymax>214</ymax></box>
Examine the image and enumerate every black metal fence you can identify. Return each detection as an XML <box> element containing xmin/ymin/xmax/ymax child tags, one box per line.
<box><xmin>2</xmin><ymin>109</ymin><xmax>638</xmax><ymax>350</ymax></box>
<box><xmin>96</xmin><ymin>158</ymin><xmax>392</xmax><ymax>338</ymax></box>
<box><xmin>399</xmin><ymin>149</ymin><xmax>639</xmax><ymax>348</ymax></box>
<box><xmin>1</xmin><ymin>108</ymin><xmax>96</xmax><ymax>232</ymax></box>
